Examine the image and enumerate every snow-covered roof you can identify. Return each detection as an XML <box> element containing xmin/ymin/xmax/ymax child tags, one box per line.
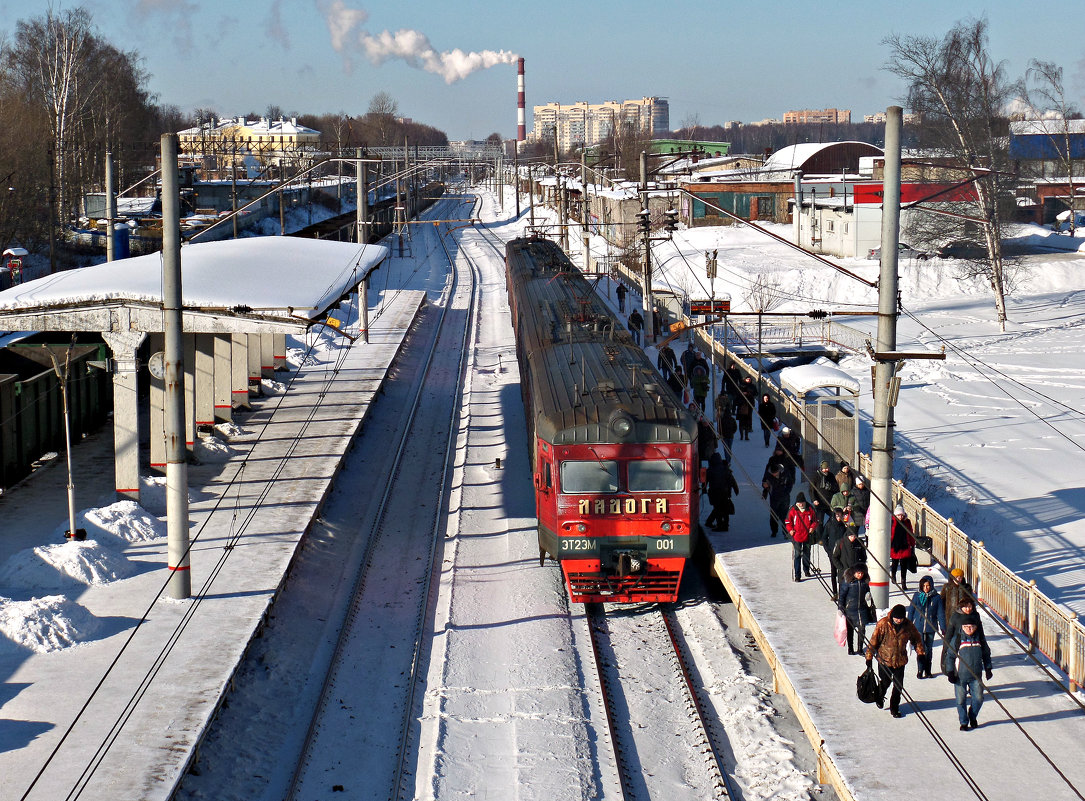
<box><xmin>779</xmin><ymin>362</ymin><xmax>861</xmax><ymax>396</ymax></box>
<box><xmin>0</xmin><ymin>237</ymin><xmax>387</xmax><ymax>334</ymax></box>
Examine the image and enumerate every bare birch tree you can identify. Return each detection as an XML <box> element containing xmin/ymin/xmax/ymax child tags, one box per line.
<box><xmin>1019</xmin><ymin>60</ymin><xmax>1081</xmax><ymax>236</ymax></box>
<box><xmin>885</xmin><ymin>19</ymin><xmax>1016</xmax><ymax>329</ymax></box>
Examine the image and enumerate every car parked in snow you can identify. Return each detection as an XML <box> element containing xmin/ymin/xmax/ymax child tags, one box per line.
<box><xmin>867</xmin><ymin>242</ymin><xmax>931</xmax><ymax>261</ymax></box>
<box><xmin>936</xmin><ymin>241</ymin><xmax>987</xmax><ymax>259</ymax></box>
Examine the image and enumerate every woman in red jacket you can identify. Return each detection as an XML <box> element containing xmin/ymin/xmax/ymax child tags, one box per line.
<box><xmin>890</xmin><ymin>505</ymin><xmax>916</xmax><ymax>592</ymax></box>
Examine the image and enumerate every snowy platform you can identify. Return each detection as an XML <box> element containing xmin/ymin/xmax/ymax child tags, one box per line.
<box><xmin>707</xmin><ymin>433</ymin><xmax>1085</xmax><ymax>801</ymax></box>
<box><xmin>0</xmin><ymin>290</ymin><xmax>425</xmax><ymax>800</ymax></box>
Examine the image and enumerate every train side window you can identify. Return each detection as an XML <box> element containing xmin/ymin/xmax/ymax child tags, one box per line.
<box><xmin>560</xmin><ymin>460</ymin><xmax>618</xmax><ymax>493</ymax></box>
<box><xmin>544</xmin><ymin>460</ymin><xmax>552</xmax><ymax>489</ymax></box>
<box><xmin>627</xmin><ymin>460</ymin><xmax>684</xmax><ymax>492</ymax></box>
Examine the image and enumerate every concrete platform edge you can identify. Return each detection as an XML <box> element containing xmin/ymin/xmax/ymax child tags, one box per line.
<box><xmin>167</xmin><ymin>294</ymin><xmax>426</xmax><ymax>794</ymax></box>
<box><xmin>710</xmin><ymin>551</ymin><xmax>855</xmax><ymax>801</ymax></box>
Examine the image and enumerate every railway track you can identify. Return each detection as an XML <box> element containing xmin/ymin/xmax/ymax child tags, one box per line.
<box><xmin>583</xmin><ymin>603</ymin><xmax>737</xmax><ymax>801</ymax></box>
<box><xmin>285</xmin><ymin>200</ymin><xmax>480</xmax><ymax>800</ymax></box>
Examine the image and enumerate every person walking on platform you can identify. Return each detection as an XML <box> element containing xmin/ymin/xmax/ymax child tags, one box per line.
<box><xmin>778</xmin><ymin>425</ymin><xmax>801</xmax><ymax>484</ymax></box>
<box><xmin>941</xmin><ymin>568</ymin><xmax>975</xmax><ymax>620</ymax></box>
<box><xmin>849</xmin><ymin>474</ymin><xmax>870</xmax><ymax>531</ymax></box>
<box><xmin>704</xmin><ymin>452</ymin><xmax>739</xmax><ymax>531</ymax></box>
<box><xmin>907</xmin><ymin>575</ymin><xmax>946</xmax><ymax>678</ymax></box>
<box><xmin>627</xmin><ymin>309</ymin><xmax>644</xmax><ymax>346</ymax></box>
<box><xmin>652</xmin><ymin>306</ymin><xmax>663</xmax><ymax>341</ymax></box>
<box><xmin>691</xmin><ymin>363</ymin><xmax>710</xmax><ymax>410</ymax></box>
<box><xmin>944</xmin><ymin>596</ymin><xmax>987</xmax><ymax>661</ymax></box>
<box><xmin>657</xmin><ymin>343</ymin><xmax>677</xmax><ymax>382</ymax></box>
<box><xmin>866</xmin><ymin>604</ymin><xmax>926</xmax><ymax>718</ymax></box>
<box><xmin>945</xmin><ymin>619</ymin><xmax>992</xmax><ymax>730</ymax></box>
<box><xmin>718</xmin><ymin>404</ymin><xmax>738</xmax><ymax>459</ymax></box>
<box><xmin>666</xmin><ymin>365</ymin><xmax>685</xmax><ymax>401</ymax></box>
<box><xmin>833</xmin><ymin>527</ymin><xmax>867</xmax><ymax>578</ymax></box>
<box><xmin>725</xmin><ymin>360</ymin><xmax>743</xmax><ymax>400</ymax></box>
<box><xmin>811</xmin><ymin>460</ymin><xmax>838</xmax><ymax>527</ymax></box>
<box><xmin>681</xmin><ymin>341</ymin><xmax>699</xmax><ymax>378</ymax></box>
<box><xmin>616</xmin><ymin>282</ymin><xmax>627</xmax><ymax>313</ymax></box>
<box><xmin>822</xmin><ymin>507</ymin><xmax>848</xmax><ymax>599</ymax></box>
<box><xmin>784</xmin><ymin>492</ymin><xmax>817</xmax><ymax>581</ymax></box>
<box><xmin>830</xmin><ymin>484</ymin><xmax>853</xmax><ymax>517</ymax></box>
<box><xmin>838</xmin><ymin>563</ymin><xmax>875</xmax><ymax>654</ymax></box>
<box><xmin>762</xmin><ymin>463</ymin><xmax>791</xmax><ymax>538</ymax></box>
<box><xmin>890</xmin><ymin>505</ymin><xmax>917</xmax><ymax>592</ymax></box>
<box><xmin>836</xmin><ymin>460</ymin><xmax>855</xmax><ymax>491</ymax></box>
<box><xmin>737</xmin><ymin>376</ymin><xmax>757</xmax><ymax>440</ymax></box>
<box><xmin>697</xmin><ymin>414</ymin><xmax>718</xmax><ymax>465</ymax></box>
<box><xmin>757</xmin><ymin>393</ymin><xmax>777</xmax><ymax>447</ymax></box>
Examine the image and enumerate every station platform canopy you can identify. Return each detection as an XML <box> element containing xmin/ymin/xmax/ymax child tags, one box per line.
<box><xmin>0</xmin><ymin>237</ymin><xmax>388</xmax><ymax>334</ymax></box>
<box><xmin>779</xmin><ymin>361</ymin><xmax>861</xmax><ymax>397</ymax></box>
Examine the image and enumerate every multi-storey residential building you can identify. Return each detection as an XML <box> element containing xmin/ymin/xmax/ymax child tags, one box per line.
<box><xmin>531</xmin><ymin>97</ymin><xmax>669</xmax><ymax>149</ymax></box>
<box><xmin>783</xmin><ymin>108</ymin><xmax>852</xmax><ymax>125</ymax></box>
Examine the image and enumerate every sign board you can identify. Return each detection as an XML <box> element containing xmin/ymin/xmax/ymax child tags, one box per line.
<box><xmin>689</xmin><ymin>299</ymin><xmax>731</xmax><ymax>315</ymax></box>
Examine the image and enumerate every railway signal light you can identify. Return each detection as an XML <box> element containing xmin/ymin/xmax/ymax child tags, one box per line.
<box><xmin>636</xmin><ymin>208</ymin><xmax>651</xmax><ymax>235</ymax></box>
<box><xmin>663</xmin><ymin>208</ymin><xmax>679</xmax><ymax>233</ymax></box>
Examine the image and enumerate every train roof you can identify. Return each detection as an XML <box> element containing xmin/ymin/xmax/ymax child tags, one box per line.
<box><xmin>507</xmin><ymin>237</ymin><xmax>697</xmax><ymax>446</ymax></box>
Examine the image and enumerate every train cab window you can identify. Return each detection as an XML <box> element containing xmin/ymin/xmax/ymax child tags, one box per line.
<box><xmin>627</xmin><ymin>460</ymin><xmax>684</xmax><ymax>492</ymax></box>
<box><xmin>560</xmin><ymin>460</ymin><xmax>618</xmax><ymax>493</ymax></box>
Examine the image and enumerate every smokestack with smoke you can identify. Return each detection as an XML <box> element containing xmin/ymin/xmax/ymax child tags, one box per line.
<box><xmin>517</xmin><ymin>58</ymin><xmax>526</xmax><ymax>142</ymax></box>
<box><xmin>323</xmin><ymin>3</ymin><xmax>518</xmax><ymax>84</ymax></box>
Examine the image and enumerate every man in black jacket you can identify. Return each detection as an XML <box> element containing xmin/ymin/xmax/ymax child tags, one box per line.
<box><xmin>704</xmin><ymin>453</ymin><xmax>739</xmax><ymax>531</ymax></box>
<box><xmin>812</xmin><ymin>460</ymin><xmax>838</xmax><ymax>527</ymax></box>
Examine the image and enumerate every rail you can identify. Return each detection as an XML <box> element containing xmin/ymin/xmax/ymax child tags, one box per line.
<box><xmin>856</xmin><ymin>453</ymin><xmax>1085</xmax><ymax>693</ymax></box>
<box><xmin>580</xmin><ymin>217</ymin><xmax>1085</xmax><ymax>692</ymax></box>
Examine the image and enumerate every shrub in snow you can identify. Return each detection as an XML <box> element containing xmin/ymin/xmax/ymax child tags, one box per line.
<box><xmin>0</xmin><ymin>540</ymin><xmax>136</xmax><ymax>591</ymax></box>
<box><xmin>0</xmin><ymin>594</ymin><xmax>102</xmax><ymax>653</ymax></box>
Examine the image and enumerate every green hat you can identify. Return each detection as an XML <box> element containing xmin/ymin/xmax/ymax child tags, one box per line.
<box><xmin>820</xmin><ymin>460</ymin><xmax>829</xmax><ymax>470</ymax></box>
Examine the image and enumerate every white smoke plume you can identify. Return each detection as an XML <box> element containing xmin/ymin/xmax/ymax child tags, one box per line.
<box><xmin>320</xmin><ymin>1</ymin><xmax>517</xmax><ymax>83</ymax></box>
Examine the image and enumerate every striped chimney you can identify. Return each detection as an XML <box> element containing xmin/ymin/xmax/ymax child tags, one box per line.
<box><xmin>517</xmin><ymin>57</ymin><xmax>526</xmax><ymax>142</ymax></box>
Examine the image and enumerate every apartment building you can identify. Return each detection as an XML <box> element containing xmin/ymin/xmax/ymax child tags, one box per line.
<box><xmin>531</xmin><ymin>97</ymin><xmax>669</xmax><ymax>150</ymax></box>
<box><xmin>783</xmin><ymin>108</ymin><xmax>852</xmax><ymax>125</ymax></box>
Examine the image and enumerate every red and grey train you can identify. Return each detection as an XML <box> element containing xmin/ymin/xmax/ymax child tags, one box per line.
<box><xmin>505</xmin><ymin>236</ymin><xmax>700</xmax><ymax>603</ymax></box>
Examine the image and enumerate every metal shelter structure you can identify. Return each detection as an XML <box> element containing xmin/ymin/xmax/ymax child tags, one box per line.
<box><xmin>0</xmin><ymin>236</ymin><xmax>388</xmax><ymax>503</ymax></box>
<box><xmin>779</xmin><ymin>362</ymin><xmax>860</xmax><ymax>477</ymax></box>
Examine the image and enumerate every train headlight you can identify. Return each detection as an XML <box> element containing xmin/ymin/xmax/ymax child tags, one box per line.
<box><xmin>661</xmin><ymin>522</ymin><xmax>672</xmax><ymax>532</ymax></box>
<box><xmin>608</xmin><ymin>410</ymin><xmax>634</xmax><ymax>439</ymax></box>
<box><xmin>577</xmin><ymin>523</ymin><xmax>587</xmax><ymax>533</ymax></box>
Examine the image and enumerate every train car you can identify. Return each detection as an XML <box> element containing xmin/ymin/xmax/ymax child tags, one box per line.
<box><xmin>506</xmin><ymin>236</ymin><xmax>699</xmax><ymax>603</ymax></box>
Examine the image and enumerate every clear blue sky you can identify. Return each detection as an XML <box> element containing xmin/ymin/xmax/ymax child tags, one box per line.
<box><xmin>1</xmin><ymin>0</ymin><xmax>1082</xmax><ymax>140</ymax></box>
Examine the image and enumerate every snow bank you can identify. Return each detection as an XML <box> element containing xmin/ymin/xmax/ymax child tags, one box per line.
<box><xmin>194</xmin><ymin>435</ymin><xmax>236</xmax><ymax>464</ymax></box>
<box><xmin>48</xmin><ymin>500</ymin><xmax>165</xmax><ymax>546</ymax></box>
<box><xmin>0</xmin><ymin>594</ymin><xmax>102</xmax><ymax>653</ymax></box>
<box><xmin>0</xmin><ymin>540</ymin><xmax>136</xmax><ymax>591</ymax></box>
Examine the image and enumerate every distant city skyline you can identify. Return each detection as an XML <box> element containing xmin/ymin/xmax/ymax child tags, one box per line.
<box><xmin>0</xmin><ymin>0</ymin><xmax>1081</xmax><ymax>140</ymax></box>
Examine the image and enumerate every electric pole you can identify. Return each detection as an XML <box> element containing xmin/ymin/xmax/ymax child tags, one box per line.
<box><xmin>161</xmin><ymin>133</ymin><xmax>191</xmax><ymax>600</ymax></box>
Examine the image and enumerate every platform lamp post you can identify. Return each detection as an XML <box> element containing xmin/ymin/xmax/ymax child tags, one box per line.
<box><xmin>161</xmin><ymin>133</ymin><xmax>191</xmax><ymax>600</ymax></box>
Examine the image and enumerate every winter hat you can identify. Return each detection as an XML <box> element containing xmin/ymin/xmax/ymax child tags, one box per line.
<box><xmin>781</xmin><ymin>426</ymin><xmax>791</xmax><ymax>434</ymax></box>
<box><xmin>951</xmin><ymin>568</ymin><xmax>965</xmax><ymax>578</ymax></box>
<box><xmin>840</xmin><ymin>483</ymin><xmax>850</xmax><ymax>492</ymax></box>
<box><xmin>820</xmin><ymin>460</ymin><xmax>830</xmax><ymax>470</ymax></box>
<box><xmin>855</xmin><ymin>475</ymin><xmax>865</xmax><ymax>486</ymax></box>
<box><xmin>795</xmin><ymin>492</ymin><xmax>808</xmax><ymax>505</ymax></box>
<box><xmin>894</xmin><ymin>505</ymin><xmax>905</xmax><ymax>516</ymax></box>
<box><xmin>890</xmin><ymin>604</ymin><xmax>907</xmax><ymax>620</ymax></box>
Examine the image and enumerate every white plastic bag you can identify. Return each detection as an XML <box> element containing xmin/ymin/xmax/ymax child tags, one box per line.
<box><xmin>834</xmin><ymin>610</ymin><xmax>848</xmax><ymax>647</ymax></box>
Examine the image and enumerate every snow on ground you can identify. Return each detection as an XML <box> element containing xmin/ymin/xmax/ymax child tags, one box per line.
<box><xmin>563</xmin><ymin>210</ymin><xmax>1085</xmax><ymax>617</ymax></box>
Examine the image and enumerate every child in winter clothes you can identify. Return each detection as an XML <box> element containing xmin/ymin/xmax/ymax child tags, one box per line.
<box><xmin>907</xmin><ymin>575</ymin><xmax>946</xmax><ymax>678</ymax></box>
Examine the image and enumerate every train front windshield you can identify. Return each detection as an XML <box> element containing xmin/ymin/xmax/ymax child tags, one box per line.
<box><xmin>627</xmin><ymin>460</ymin><xmax>684</xmax><ymax>492</ymax></box>
<box><xmin>560</xmin><ymin>460</ymin><xmax>618</xmax><ymax>493</ymax></box>
<box><xmin>559</xmin><ymin>459</ymin><xmax>684</xmax><ymax>493</ymax></box>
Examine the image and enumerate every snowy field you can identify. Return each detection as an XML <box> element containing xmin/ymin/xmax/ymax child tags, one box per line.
<box><xmin>0</xmin><ymin>186</ymin><xmax>1082</xmax><ymax>800</ymax></box>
